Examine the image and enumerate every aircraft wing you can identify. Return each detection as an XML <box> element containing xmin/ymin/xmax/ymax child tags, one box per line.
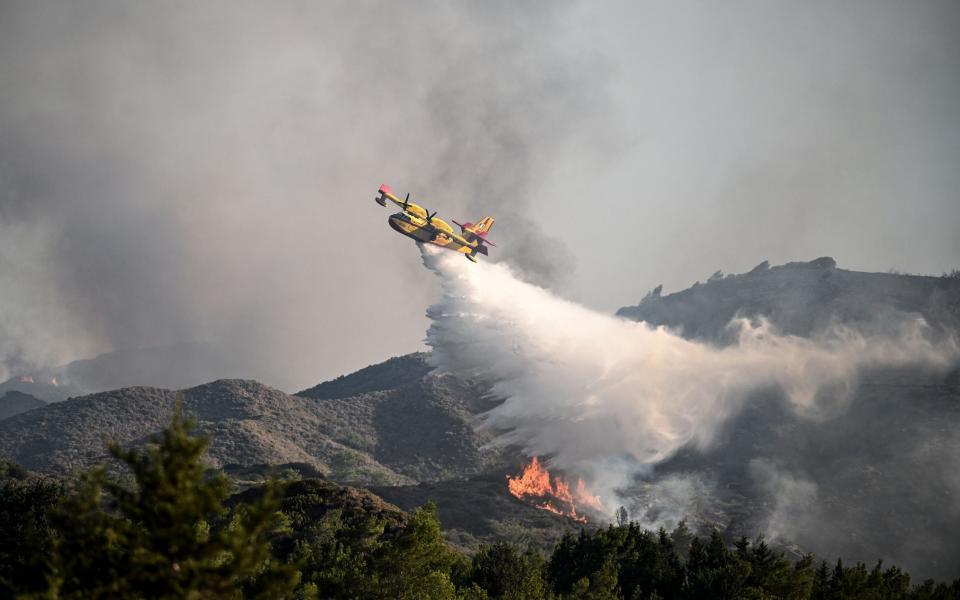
<box><xmin>375</xmin><ymin>183</ymin><xmax>408</xmax><ymax>208</ymax></box>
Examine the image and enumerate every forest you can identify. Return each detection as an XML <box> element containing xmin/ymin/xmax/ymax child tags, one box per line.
<box><xmin>2</xmin><ymin>408</ymin><xmax>958</xmax><ymax>600</ymax></box>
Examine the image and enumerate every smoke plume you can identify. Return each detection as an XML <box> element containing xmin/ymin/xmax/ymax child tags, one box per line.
<box><xmin>749</xmin><ymin>459</ymin><xmax>820</xmax><ymax>544</ymax></box>
<box><xmin>0</xmin><ymin>1</ymin><xmax>606</xmax><ymax>388</ymax></box>
<box><xmin>2</xmin><ymin>1</ymin><xmax>958</xmax><ymax>388</ymax></box>
<box><xmin>421</xmin><ymin>245</ymin><xmax>958</xmax><ymax>506</ymax></box>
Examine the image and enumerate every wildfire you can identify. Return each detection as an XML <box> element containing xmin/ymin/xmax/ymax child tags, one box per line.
<box><xmin>14</xmin><ymin>375</ymin><xmax>58</xmax><ymax>386</ymax></box>
<box><xmin>507</xmin><ymin>457</ymin><xmax>603</xmax><ymax>522</ymax></box>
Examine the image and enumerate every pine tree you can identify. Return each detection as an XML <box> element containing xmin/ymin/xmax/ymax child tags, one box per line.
<box><xmin>0</xmin><ymin>475</ymin><xmax>63</xmax><ymax>597</ymax></box>
<box><xmin>47</xmin><ymin>397</ymin><xmax>299</xmax><ymax>599</ymax></box>
<box><xmin>369</xmin><ymin>502</ymin><xmax>464</xmax><ymax>599</ymax></box>
<box><xmin>670</xmin><ymin>520</ymin><xmax>694</xmax><ymax>562</ymax></box>
<box><xmin>470</xmin><ymin>542</ymin><xmax>545</xmax><ymax>600</ymax></box>
<box><xmin>829</xmin><ymin>558</ymin><xmax>845</xmax><ymax>599</ymax></box>
<box><xmin>789</xmin><ymin>554</ymin><xmax>815</xmax><ymax>600</ymax></box>
<box><xmin>812</xmin><ymin>560</ymin><xmax>831</xmax><ymax>600</ymax></box>
<box><xmin>568</xmin><ymin>556</ymin><xmax>619</xmax><ymax>600</ymax></box>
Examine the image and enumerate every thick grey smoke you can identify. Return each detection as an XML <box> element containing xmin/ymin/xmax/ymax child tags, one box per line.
<box><xmin>0</xmin><ymin>1</ymin><xmax>605</xmax><ymax>387</ymax></box>
<box><xmin>421</xmin><ymin>245</ymin><xmax>958</xmax><ymax>508</ymax></box>
<box><xmin>1</xmin><ymin>1</ymin><xmax>957</xmax><ymax>390</ymax></box>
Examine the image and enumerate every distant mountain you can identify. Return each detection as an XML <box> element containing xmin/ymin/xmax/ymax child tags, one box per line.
<box><xmin>0</xmin><ymin>376</ymin><xmax>74</xmax><ymax>404</ymax></box>
<box><xmin>0</xmin><ymin>360</ymin><xmax>507</xmax><ymax>484</ymax></box>
<box><xmin>0</xmin><ymin>391</ymin><xmax>46</xmax><ymax>421</ymax></box>
<box><xmin>617</xmin><ymin>257</ymin><xmax>960</xmax><ymax>341</ymax></box>
<box><xmin>0</xmin><ymin>381</ymin><xmax>400</xmax><ymax>481</ymax></box>
<box><xmin>0</xmin><ymin>342</ymin><xmax>266</xmax><ymax>404</ymax></box>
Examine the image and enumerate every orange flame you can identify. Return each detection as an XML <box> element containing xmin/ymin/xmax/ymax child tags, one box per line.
<box><xmin>576</xmin><ymin>479</ymin><xmax>604</xmax><ymax>512</ymax></box>
<box><xmin>507</xmin><ymin>457</ymin><xmax>603</xmax><ymax>522</ymax></box>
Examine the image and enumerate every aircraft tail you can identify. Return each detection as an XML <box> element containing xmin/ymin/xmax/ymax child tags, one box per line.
<box><xmin>473</xmin><ymin>217</ymin><xmax>494</xmax><ymax>234</ymax></box>
<box><xmin>453</xmin><ymin>216</ymin><xmax>496</xmax><ymax>247</ymax></box>
<box><xmin>467</xmin><ymin>217</ymin><xmax>496</xmax><ymax>246</ymax></box>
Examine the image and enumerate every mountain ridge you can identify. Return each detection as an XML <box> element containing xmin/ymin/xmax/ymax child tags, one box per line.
<box><xmin>0</xmin><ymin>371</ymin><xmax>507</xmax><ymax>485</ymax></box>
<box><xmin>617</xmin><ymin>257</ymin><xmax>960</xmax><ymax>343</ymax></box>
<box><xmin>0</xmin><ymin>390</ymin><xmax>46</xmax><ymax>421</ymax></box>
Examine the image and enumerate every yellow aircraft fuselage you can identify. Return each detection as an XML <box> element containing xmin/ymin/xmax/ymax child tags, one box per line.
<box><xmin>375</xmin><ymin>184</ymin><xmax>494</xmax><ymax>262</ymax></box>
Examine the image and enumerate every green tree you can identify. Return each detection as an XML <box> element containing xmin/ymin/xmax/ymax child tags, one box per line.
<box><xmin>285</xmin><ymin>507</ymin><xmax>383</xmax><ymax>597</ymax></box>
<box><xmin>47</xmin><ymin>398</ymin><xmax>299</xmax><ymax>599</ymax></box>
<box><xmin>670</xmin><ymin>520</ymin><xmax>694</xmax><ymax>562</ymax></box>
<box><xmin>0</xmin><ymin>475</ymin><xmax>64</xmax><ymax>598</ymax></box>
<box><xmin>369</xmin><ymin>502</ymin><xmax>465</xmax><ymax>599</ymax></box>
<box><xmin>684</xmin><ymin>530</ymin><xmax>749</xmax><ymax>600</ymax></box>
<box><xmin>812</xmin><ymin>560</ymin><xmax>831</xmax><ymax>600</ymax></box>
<box><xmin>567</xmin><ymin>557</ymin><xmax>619</xmax><ymax>600</ymax></box>
<box><xmin>470</xmin><ymin>542</ymin><xmax>545</xmax><ymax>600</ymax></box>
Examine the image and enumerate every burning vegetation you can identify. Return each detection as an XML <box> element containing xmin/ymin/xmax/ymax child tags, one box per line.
<box><xmin>507</xmin><ymin>456</ymin><xmax>603</xmax><ymax>522</ymax></box>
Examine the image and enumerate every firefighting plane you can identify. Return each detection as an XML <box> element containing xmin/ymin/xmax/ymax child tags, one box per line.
<box><xmin>375</xmin><ymin>184</ymin><xmax>495</xmax><ymax>262</ymax></box>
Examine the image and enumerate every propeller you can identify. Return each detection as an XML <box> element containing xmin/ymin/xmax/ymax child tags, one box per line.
<box><xmin>403</xmin><ymin>193</ymin><xmax>410</xmax><ymax>209</ymax></box>
<box><xmin>426</xmin><ymin>210</ymin><xmax>437</xmax><ymax>223</ymax></box>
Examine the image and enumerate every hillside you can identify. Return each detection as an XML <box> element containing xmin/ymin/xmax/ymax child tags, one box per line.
<box><xmin>298</xmin><ymin>354</ymin><xmax>506</xmax><ymax>481</ymax></box>
<box><xmin>231</xmin><ymin>477</ymin><xmax>410</xmax><ymax>535</ymax></box>
<box><xmin>664</xmin><ymin>381</ymin><xmax>960</xmax><ymax>575</ymax></box>
<box><xmin>0</xmin><ymin>367</ymin><xmax>507</xmax><ymax>484</ymax></box>
<box><xmin>223</xmin><ymin>462</ymin><xmax>590</xmax><ymax>554</ymax></box>
<box><xmin>0</xmin><ymin>391</ymin><xmax>46</xmax><ymax>421</ymax></box>
<box><xmin>615</xmin><ymin>258</ymin><xmax>960</xmax><ymax>580</ymax></box>
<box><xmin>372</xmin><ymin>470</ymin><xmax>589</xmax><ymax>553</ymax></box>
<box><xmin>297</xmin><ymin>353</ymin><xmax>433</xmax><ymax>400</ymax></box>
<box><xmin>0</xmin><ymin>381</ymin><xmax>395</xmax><ymax>482</ymax></box>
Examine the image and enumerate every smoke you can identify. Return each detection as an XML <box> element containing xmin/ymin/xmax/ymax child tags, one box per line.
<box><xmin>0</xmin><ymin>218</ymin><xmax>101</xmax><ymax>375</ymax></box>
<box><xmin>623</xmin><ymin>473</ymin><xmax>719</xmax><ymax>534</ymax></box>
<box><xmin>421</xmin><ymin>245</ymin><xmax>958</xmax><ymax>506</ymax></box>
<box><xmin>2</xmin><ymin>1</ymin><xmax>957</xmax><ymax>390</ymax></box>
<box><xmin>749</xmin><ymin>459</ymin><xmax>819</xmax><ymax>544</ymax></box>
<box><xmin>0</xmin><ymin>1</ymin><xmax>607</xmax><ymax>387</ymax></box>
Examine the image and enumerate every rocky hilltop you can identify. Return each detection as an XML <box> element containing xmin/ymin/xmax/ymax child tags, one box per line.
<box><xmin>617</xmin><ymin>258</ymin><xmax>960</xmax><ymax>341</ymax></box>
<box><xmin>297</xmin><ymin>353</ymin><xmax>434</xmax><ymax>400</ymax></box>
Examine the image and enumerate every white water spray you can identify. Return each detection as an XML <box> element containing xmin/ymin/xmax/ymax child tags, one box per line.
<box><xmin>421</xmin><ymin>246</ymin><xmax>957</xmax><ymax>508</ymax></box>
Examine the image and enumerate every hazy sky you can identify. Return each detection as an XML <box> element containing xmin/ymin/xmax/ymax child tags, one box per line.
<box><xmin>1</xmin><ymin>1</ymin><xmax>958</xmax><ymax>390</ymax></box>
